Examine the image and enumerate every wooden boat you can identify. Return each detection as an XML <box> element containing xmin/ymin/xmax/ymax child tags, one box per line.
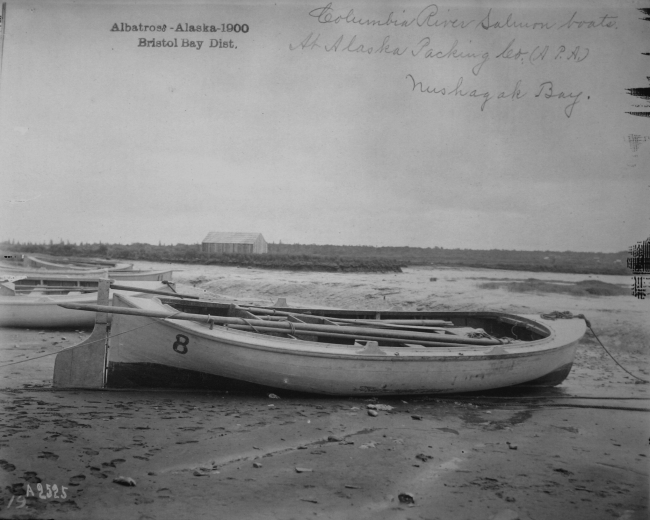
<box><xmin>1</xmin><ymin>268</ymin><xmax>173</xmax><ymax>282</ymax></box>
<box><xmin>4</xmin><ymin>273</ymin><xmax>176</xmax><ymax>293</ymax></box>
<box><xmin>49</xmin><ymin>257</ymin><xmax>135</xmax><ymax>272</ymax></box>
<box><xmin>0</xmin><ymin>280</ymin><xmax>177</xmax><ymax>328</ymax></box>
<box><xmin>22</xmin><ymin>255</ymin><xmax>134</xmax><ymax>272</ymax></box>
<box><xmin>54</xmin><ymin>293</ymin><xmax>587</xmax><ymax>395</ymax></box>
<box><xmin>0</xmin><ymin>266</ymin><xmax>110</xmax><ymax>276</ymax></box>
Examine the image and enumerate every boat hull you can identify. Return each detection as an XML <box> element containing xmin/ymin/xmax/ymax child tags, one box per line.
<box><xmin>103</xmin><ymin>295</ymin><xmax>585</xmax><ymax>395</ymax></box>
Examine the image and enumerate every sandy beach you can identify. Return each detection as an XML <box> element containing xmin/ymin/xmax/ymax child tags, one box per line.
<box><xmin>1</xmin><ymin>263</ymin><xmax>648</xmax><ymax>520</ymax></box>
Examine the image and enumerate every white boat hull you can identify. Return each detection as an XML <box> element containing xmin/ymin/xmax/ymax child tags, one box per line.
<box><xmin>0</xmin><ymin>282</ymin><xmax>175</xmax><ymax>328</ymax></box>
<box><xmin>101</xmin><ymin>295</ymin><xmax>585</xmax><ymax>395</ymax></box>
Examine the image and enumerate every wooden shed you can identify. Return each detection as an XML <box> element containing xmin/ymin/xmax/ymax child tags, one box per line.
<box><xmin>201</xmin><ymin>232</ymin><xmax>268</xmax><ymax>255</ymax></box>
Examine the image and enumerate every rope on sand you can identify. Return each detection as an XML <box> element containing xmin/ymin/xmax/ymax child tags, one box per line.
<box><xmin>541</xmin><ymin>310</ymin><xmax>649</xmax><ymax>384</ymax></box>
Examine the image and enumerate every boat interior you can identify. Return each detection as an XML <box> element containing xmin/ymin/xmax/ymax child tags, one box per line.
<box><xmin>159</xmin><ymin>297</ymin><xmax>550</xmax><ymax>347</ymax></box>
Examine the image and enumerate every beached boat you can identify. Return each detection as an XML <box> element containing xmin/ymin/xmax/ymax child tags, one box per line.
<box><xmin>0</xmin><ymin>266</ymin><xmax>111</xmax><ymax>276</ymax></box>
<box><xmin>22</xmin><ymin>255</ymin><xmax>134</xmax><ymax>272</ymax></box>
<box><xmin>1</xmin><ymin>268</ymin><xmax>173</xmax><ymax>282</ymax></box>
<box><xmin>2</xmin><ymin>256</ymin><xmax>171</xmax><ymax>280</ymax></box>
<box><xmin>0</xmin><ymin>280</ymin><xmax>177</xmax><ymax>328</ymax></box>
<box><xmin>54</xmin><ymin>293</ymin><xmax>587</xmax><ymax>395</ymax></box>
<box><xmin>4</xmin><ymin>273</ymin><xmax>176</xmax><ymax>294</ymax></box>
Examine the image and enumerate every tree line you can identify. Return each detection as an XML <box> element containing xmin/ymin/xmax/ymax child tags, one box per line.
<box><xmin>0</xmin><ymin>240</ymin><xmax>630</xmax><ymax>275</ymax></box>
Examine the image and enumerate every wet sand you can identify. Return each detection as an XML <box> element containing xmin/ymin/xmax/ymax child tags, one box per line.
<box><xmin>0</xmin><ymin>264</ymin><xmax>648</xmax><ymax>519</ymax></box>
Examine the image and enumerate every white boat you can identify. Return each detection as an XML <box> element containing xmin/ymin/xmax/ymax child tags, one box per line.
<box><xmin>2</xmin><ymin>269</ymin><xmax>174</xmax><ymax>282</ymax></box>
<box><xmin>54</xmin><ymin>294</ymin><xmax>587</xmax><ymax>395</ymax></box>
<box><xmin>22</xmin><ymin>255</ymin><xmax>134</xmax><ymax>272</ymax></box>
<box><xmin>0</xmin><ymin>281</ymin><xmax>177</xmax><ymax>328</ymax></box>
<box><xmin>1</xmin><ymin>255</ymin><xmax>171</xmax><ymax>280</ymax></box>
<box><xmin>0</xmin><ymin>266</ymin><xmax>110</xmax><ymax>276</ymax></box>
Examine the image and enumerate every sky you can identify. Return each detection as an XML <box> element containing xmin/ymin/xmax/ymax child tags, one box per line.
<box><xmin>0</xmin><ymin>0</ymin><xmax>648</xmax><ymax>252</ymax></box>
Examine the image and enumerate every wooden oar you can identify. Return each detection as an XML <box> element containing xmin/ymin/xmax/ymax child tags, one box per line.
<box><xmin>243</xmin><ymin>313</ymin><xmax>456</xmax><ymax>328</ymax></box>
<box><xmin>57</xmin><ymin>302</ymin><xmax>502</xmax><ymax>346</ymax></box>
<box><xmin>241</xmin><ymin>305</ymin><xmax>455</xmax><ymax>327</ymax></box>
<box><xmin>240</xmin><ymin>305</ymin><xmax>456</xmax><ymax>333</ymax></box>
<box><xmin>225</xmin><ymin>309</ymin><xmax>488</xmax><ymax>344</ymax></box>
<box><xmin>199</xmin><ymin>324</ymin><xmax>472</xmax><ymax>348</ymax></box>
<box><xmin>109</xmin><ymin>283</ymin><xmax>199</xmax><ymax>299</ymax></box>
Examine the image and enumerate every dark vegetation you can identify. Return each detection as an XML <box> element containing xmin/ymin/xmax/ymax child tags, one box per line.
<box><xmin>477</xmin><ymin>279</ymin><xmax>630</xmax><ymax>297</ymax></box>
<box><xmin>0</xmin><ymin>241</ymin><xmax>401</xmax><ymax>273</ymax></box>
<box><xmin>1</xmin><ymin>240</ymin><xmax>631</xmax><ymax>275</ymax></box>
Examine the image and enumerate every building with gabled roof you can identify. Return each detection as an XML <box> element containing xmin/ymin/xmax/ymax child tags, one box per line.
<box><xmin>201</xmin><ymin>232</ymin><xmax>268</xmax><ymax>254</ymax></box>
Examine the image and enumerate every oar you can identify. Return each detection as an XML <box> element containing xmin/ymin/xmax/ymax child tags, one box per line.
<box><xmin>109</xmin><ymin>284</ymin><xmax>200</xmax><ymax>299</ymax></box>
<box><xmin>240</xmin><ymin>304</ymin><xmax>455</xmax><ymax>327</ymax></box>
<box><xmin>199</xmin><ymin>324</ymin><xmax>471</xmax><ymax>348</ymax></box>
<box><xmin>240</xmin><ymin>306</ymin><xmax>456</xmax><ymax>333</ymax></box>
<box><xmin>235</xmin><ymin>313</ymin><xmax>456</xmax><ymax>329</ymax></box>
<box><xmin>57</xmin><ymin>302</ymin><xmax>502</xmax><ymax>346</ymax></box>
<box><xmin>12</xmin><ymin>283</ymin><xmax>198</xmax><ymax>299</ymax></box>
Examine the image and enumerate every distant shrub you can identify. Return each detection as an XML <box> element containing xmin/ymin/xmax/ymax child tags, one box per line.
<box><xmin>200</xmin><ymin>253</ymin><xmax>403</xmax><ymax>272</ymax></box>
<box><xmin>574</xmin><ymin>280</ymin><xmax>629</xmax><ymax>296</ymax></box>
<box><xmin>477</xmin><ymin>279</ymin><xmax>628</xmax><ymax>297</ymax></box>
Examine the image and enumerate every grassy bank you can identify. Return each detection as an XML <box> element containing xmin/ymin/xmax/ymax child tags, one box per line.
<box><xmin>200</xmin><ymin>253</ymin><xmax>402</xmax><ymax>272</ymax></box>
